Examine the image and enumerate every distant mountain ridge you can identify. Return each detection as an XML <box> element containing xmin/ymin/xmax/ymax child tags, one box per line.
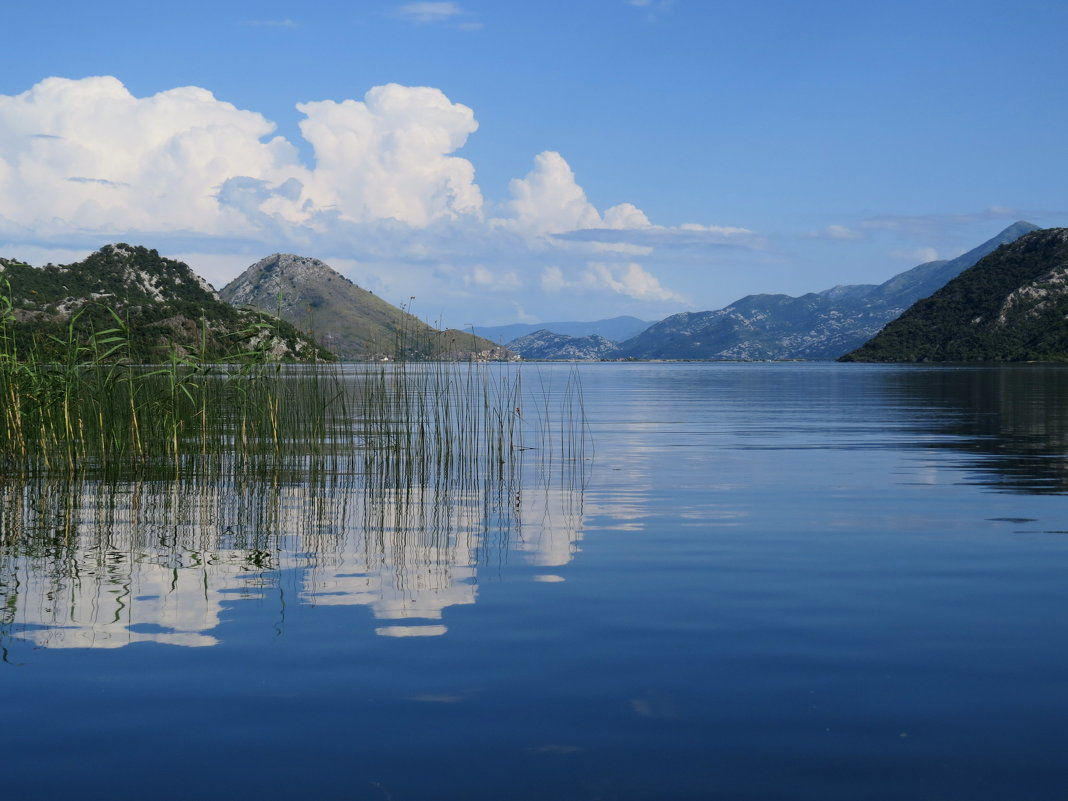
<box><xmin>477</xmin><ymin>316</ymin><xmax>653</xmax><ymax>346</ymax></box>
<box><xmin>614</xmin><ymin>221</ymin><xmax>1040</xmax><ymax>360</ymax></box>
<box><xmin>0</xmin><ymin>244</ymin><xmax>327</xmax><ymax>361</ymax></box>
<box><xmin>840</xmin><ymin>228</ymin><xmax>1068</xmax><ymax>362</ymax></box>
<box><xmin>506</xmin><ymin>330</ymin><xmax>619</xmax><ymax>360</ymax></box>
<box><xmin>221</xmin><ymin>254</ymin><xmax>514</xmax><ymax>361</ymax></box>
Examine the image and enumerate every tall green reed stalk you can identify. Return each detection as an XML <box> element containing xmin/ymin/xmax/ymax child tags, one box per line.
<box><xmin>0</xmin><ymin>288</ymin><xmax>589</xmax><ymax>484</ymax></box>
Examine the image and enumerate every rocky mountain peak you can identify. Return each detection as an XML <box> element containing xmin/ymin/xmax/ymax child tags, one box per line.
<box><xmin>224</xmin><ymin>253</ymin><xmax>345</xmax><ymax>306</ymax></box>
<box><xmin>220</xmin><ymin>252</ymin><xmax>512</xmax><ymax>361</ymax></box>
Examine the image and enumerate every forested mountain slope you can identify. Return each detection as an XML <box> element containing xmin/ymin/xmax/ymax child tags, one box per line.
<box><xmin>840</xmin><ymin>228</ymin><xmax>1068</xmax><ymax>362</ymax></box>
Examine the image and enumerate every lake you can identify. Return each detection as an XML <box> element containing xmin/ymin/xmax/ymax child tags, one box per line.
<box><xmin>2</xmin><ymin>362</ymin><xmax>1068</xmax><ymax>800</ymax></box>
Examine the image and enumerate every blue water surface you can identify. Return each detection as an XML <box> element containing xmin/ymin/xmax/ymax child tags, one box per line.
<box><xmin>3</xmin><ymin>362</ymin><xmax>1068</xmax><ymax>800</ymax></box>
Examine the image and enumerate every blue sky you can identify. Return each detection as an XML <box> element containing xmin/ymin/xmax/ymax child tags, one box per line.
<box><xmin>1</xmin><ymin>0</ymin><xmax>1065</xmax><ymax>326</ymax></box>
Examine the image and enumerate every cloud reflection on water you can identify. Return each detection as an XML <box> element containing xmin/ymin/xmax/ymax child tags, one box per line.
<box><xmin>0</xmin><ymin>469</ymin><xmax>587</xmax><ymax>648</ymax></box>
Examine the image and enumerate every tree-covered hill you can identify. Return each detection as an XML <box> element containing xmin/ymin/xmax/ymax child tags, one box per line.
<box><xmin>839</xmin><ymin>228</ymin><xmax>1068</xmax><ymax>362</ymax></box>
<box><xmin>0</xmin><ymin>244</ymin><xmax>330</xmax><ymax>362</ymax></box>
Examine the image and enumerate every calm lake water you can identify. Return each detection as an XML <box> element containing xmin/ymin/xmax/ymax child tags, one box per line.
<box><xmin>3</xmin><ymin>362</ymin><xmax>1068</xmax><ymax>800</ymax></box>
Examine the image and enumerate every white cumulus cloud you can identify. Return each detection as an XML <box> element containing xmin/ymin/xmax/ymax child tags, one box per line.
<box><xmin>295</xmin><ymin>84</ymin><xmax>483</xmax><ymax>226</ymax></box>
<box><xmin>0</xmin><ymin>76</ymin><xmax>298</xmax><ymax>237</ymax></box>
<box><xmin>540</xmin><ymin>261</ymin><xmax>683</xmax><ymax>302</ymax></box>
<box><xmin>583</xmin><ymin>262</ymin><xmax>685</xmax><ymax>302</ymax></box>
<box><xmin>0</xmin><ymin>76</ymin><xmax>746</xmax><ymax>322</ymax></box>
<box><xmin>501</xmin><ymin>151</ymin><xmax>604</xmax><ymax>235</ymax></box>
<box><xmin>603</xmin><ymin>202</ymin><xmax>652</xmax><ymax>229</ymax></box>
<box><xmin>0</xmin><ymin>77</ymin><xmax>486</xmax><ymax>238</ymax></box>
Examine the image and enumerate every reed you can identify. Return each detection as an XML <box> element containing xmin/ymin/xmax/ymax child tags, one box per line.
<box><xmin>0</xmin><ymin>290</ymin><xmax>589</xmax><ymax>483</ymax></box>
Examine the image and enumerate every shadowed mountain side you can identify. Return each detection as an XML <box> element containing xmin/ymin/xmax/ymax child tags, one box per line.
<box><xmin>220</xmin><ymin>254</ymin><xmax>513</xmax><ymax>361</ymax></box>
<box><xmin>840</xmin><ymin>228</ymin><xmax>1068</xmax><ymax>362</ymax></box>
<box><xmin>614</xmin><ymin>221</ymin><xmax>1040</xmax><ymax>361</ymax></box>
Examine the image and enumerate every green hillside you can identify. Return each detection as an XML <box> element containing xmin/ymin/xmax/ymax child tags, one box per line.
<box><xmin>0</xmin><ymin>244</ymin><xmax>329</xmax><ymax>362</ymax></box>
<box><xmin>840</xmin><ymin>228</ymin><xmax>1068</xmax><ymax>362</ymax></box>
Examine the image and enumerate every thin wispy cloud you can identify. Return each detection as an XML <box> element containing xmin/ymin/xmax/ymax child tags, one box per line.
<box><xmin>890</xmin><ymin>246</ymin><xmax>940</xmax><ymax>264</ymax></box>
<box><xmin>857</xmin><ymin>209</ymin><xmax>1028</xmax><ymax>236</ymax></box>
<box><xmin>241</xmin><ymin>19</ymin><xmax>298</xmax><ymax>29</ymax></box>
<box><xmin>396</xmin><ymin>2</ymin><xmax>466</xmax><ymax>24</ymax></box>
<box><xmin>803</xmin><ymin>210</ymin><xmax>1048</xmax><ymax>284</ymax></box>
<box><xmin>66</xmin><ymin>176</ymin><xmax>129</xmax><ymax>188</ymax></box>
<box><xmin>809</xmin><ymin>224</ymin><xmax>863</xmax><ymax>240</ymax></box>
<box><xmin>627</xmin><ymin>0</ymin><xmax>674</xmax><ymax>19</ymax></box>
<box><xmin>811</xmin><ymin>209</ymin><xmax>1032</xmax><ymax>243</ymax></box>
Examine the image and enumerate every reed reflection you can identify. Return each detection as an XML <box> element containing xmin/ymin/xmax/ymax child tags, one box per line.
<box><xmin>0</xmin><ymin>455</ymin><xmax>587</xmax><ymax>649</ymax></box>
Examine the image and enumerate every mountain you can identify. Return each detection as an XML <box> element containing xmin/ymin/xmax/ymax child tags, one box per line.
<box><xmin>0</xmin><ymin>244</ymin><xmax>327</xmax><ymax>361</ymax></box>
<box><xmin>615</xmin><ymin>221</ymin><xmax>1041</xmax><ymax>361</ymax></box>
<box><xmin>220</xmin><ymin>254</ymin><xmax>513</xmax><ymax>361</ymax></box>
<box><xmin>840</xmin><ymin>228</ymin><xmax>1068</xmax><ymax>362</ymax></box>
<box><xmin>506</xmin><ymin>330</ymin><xmax>619</xmax><ymax>360</ymax></box>
<box><xmin>477</xmin><ymin>316</ymin><xmax>653</xmax><ymax>345</ymax></box>
<box><xmin>859</xmin><ymin>220</ymin><xmax>1042</xmax><ymax>310</ymax></box>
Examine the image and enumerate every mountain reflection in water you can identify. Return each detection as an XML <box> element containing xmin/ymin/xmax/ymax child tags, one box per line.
<box><xmin>0</xmin><ymin>466</ymin><xmax>585</xmax><ymax>649</ymax></box>
<box><xmin>882</xmin><ymin>364</ymin><xmax>1068</xmax><ymax>493</ymax></box>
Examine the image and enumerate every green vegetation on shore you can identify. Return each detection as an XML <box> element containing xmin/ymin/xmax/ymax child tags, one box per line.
<box><xmin>0</xmin><ymin>280</ymin><xmax>586</xmax><ymax>480</ymax></box>
<box><xmin>0</xmin><ymin>285</ymin><xmax>313</xmax><ymax>472</ymax></box>
<box><xmin>0</xmin><ymin>244</ymin><xmax>330</xmax><ymax>363</ymax></box>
